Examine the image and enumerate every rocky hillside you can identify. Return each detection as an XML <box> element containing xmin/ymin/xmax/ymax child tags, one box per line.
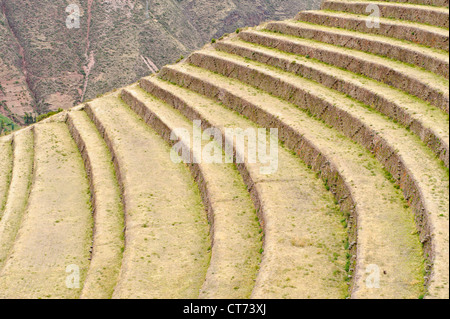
<box><xmin>0</xmin><ymin>0</ymin><xmax>320</xmax><ymax>126</ymax></box>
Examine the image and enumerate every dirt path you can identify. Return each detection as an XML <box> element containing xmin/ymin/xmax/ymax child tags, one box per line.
<box><xmin>80</xmin><ymin>0</ymin><xmax>95</xmax><ymax>103</ymax></box>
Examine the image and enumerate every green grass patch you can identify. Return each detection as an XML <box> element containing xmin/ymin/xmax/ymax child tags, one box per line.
<box><xmin>0</xmin><ymin>114</ymin><xmax>19</xmax><ymax>135</ymax></box>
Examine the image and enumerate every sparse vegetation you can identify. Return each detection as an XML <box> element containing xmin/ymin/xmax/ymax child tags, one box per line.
<box><xmin>0</xmin><ymin>114</ymin><xmax>18</xmax><ymax>135</ymax></box>
<box><xmin>36</xmin><ymin>108</ymin><xmax>63</xmax><ymax>122</ymax></box>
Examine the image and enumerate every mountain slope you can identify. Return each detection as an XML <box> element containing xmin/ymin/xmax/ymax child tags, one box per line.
<box><xmin>0</xmin><ymin>0</ymin><xmax>320</xmax><ymax>124</ymax></box>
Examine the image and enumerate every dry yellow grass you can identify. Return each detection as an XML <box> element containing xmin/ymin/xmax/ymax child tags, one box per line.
<box><xmin>0</xmin><ymin>123</ymin><xmax>92</xmax><ymax>298</ymax></box>
<box><xmin>122</xmin><ymin>85</ymin><xmax>263</xmax><ymax>299</ymax></box>
<box><xmin>86</xmin><ymin>95</ymin><xmax>211</xmax><ymax>299</ymax></box>
<box><xmin>157</xmin><ymin>64</ymin><xmax>427</xmax><ymax>298</ymax></box>
<box><xmin>0</xmin><ymin>128</ymin><xmax>34</xmax><ymax>272</ymax></box>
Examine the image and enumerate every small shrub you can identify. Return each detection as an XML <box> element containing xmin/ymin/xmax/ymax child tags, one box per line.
<box><xmin>37</xmin><ymin>108</ymin><xmax>64</xmax><ymax>122</ymax></box>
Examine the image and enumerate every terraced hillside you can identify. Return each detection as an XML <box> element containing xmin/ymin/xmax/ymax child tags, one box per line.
<box><xmin>0</xmin><ymin>0</ymin><xmax>448</xmax><ymax>299</ymax></box>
